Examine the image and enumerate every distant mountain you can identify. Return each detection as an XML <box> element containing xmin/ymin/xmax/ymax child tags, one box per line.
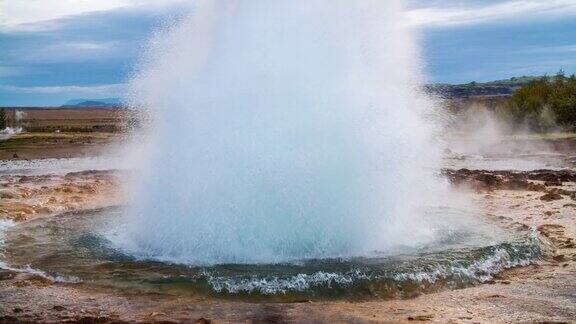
<box><xmin>61</xmin><ymin>98</ymin><xmax>122</xmax><ymax>108</ymax></box>
<box><xmin>425</xmin><ymin>76</ymin><xmax>542</xmax><ymax>99</ymax></box>
<box><xmin>56</xmin><ymin>75</ymin><xmax>547</xmax><ymax>107</ymax></box>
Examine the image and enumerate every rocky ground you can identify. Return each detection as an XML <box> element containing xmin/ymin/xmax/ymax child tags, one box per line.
<box><xmin>0</xmin><ymin>132</ymin><xmax>575</xmax><ymax>323</ymax></box>
<box><xmin>0</xmin><ymin>170</ymin><xmax>123</xmax><ymax>223</ymax></box>
<box><xmin>0</xmin><ymin>167</ymin><xmax>574</xmax><ymax>323</ymax></box>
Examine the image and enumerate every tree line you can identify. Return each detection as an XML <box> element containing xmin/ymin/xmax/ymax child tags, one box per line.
<box><xmin>0</xmin><ymin>109</ymin><xmax>6</xmax><ymax>130</ymax></box>
<box><xmin>503</xmin><ymin>71</ymin><xmax>576</xmax><ymax>131</ymax></box>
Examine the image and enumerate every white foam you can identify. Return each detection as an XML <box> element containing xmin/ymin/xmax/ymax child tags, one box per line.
<box><xmin>0</xmin><ymin>261</ymin><xmax>82</xmax><ymax>284</ymax></box>
<box><xmin>393</xmin><ymin>247</ymin><xmax>534</xmax><ymax>284</ymax></box>
<box><xmin>206</xmin><ymin>269</ymin><xmax>369</xmax><ymax>295</ymax></box>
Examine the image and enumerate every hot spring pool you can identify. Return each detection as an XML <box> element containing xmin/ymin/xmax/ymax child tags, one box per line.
<box><xmin>0</xmin><ymin>207</ymin><xmax>540</xmax><ymax>301</ymax></box>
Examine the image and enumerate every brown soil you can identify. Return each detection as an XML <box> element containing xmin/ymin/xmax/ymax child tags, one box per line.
<box><xmin>0</xmin><ymin>132</ymin><xmax>123</xmax><ymax>160</ymax></box>
<box><xmin>0</xmin><ymin>108</ymin><xmax>130</xmax><ymax>160</ymax></box>
<box><xmin>2</xmin><ymin>108</ymin><xmax>129</xmax><ymax>133</ymax></box>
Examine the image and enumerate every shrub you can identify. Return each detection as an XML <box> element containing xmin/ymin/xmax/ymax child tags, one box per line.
<box><xmin>505</xmin><ymin>72</ymin><xmax>576</xmax><ymax>131</ymax></box>
<box><xmin>0</xmin><ymin>109</ymin><xmax>6</xmax><ymax>130</ymax></box>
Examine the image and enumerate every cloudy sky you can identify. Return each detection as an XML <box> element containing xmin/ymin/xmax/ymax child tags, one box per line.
<box><xmin>1</xmin><ymin>0</ymin><xmax>575</xmax><ymax>106</ymax></box>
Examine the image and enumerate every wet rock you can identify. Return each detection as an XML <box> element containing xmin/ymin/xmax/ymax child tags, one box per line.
<box><xmin>146</xmin><ymin>312</ymin><xmax>167</xmax><ymax>319</ymax></box>
<box><xmin>0</xmin><ymin>269</ymin><xmax>16</xmax><ymax>281</ymax></box>
<box><xmin>13</xmin><ymin>275</ymin><xmax>51</xmax><ymax>288</ymax></box>
<box><xmin>527</xmin><ymin>182</ymin><xmax>547</xmax><ymax>192</ymax></box>
<box><xmin>69</xmin><ymin>316</ymin><xmax>121</xmax><ymax>324</ymax></box>
<box><xmin>0</xmin><ymin>315</ymin><xmax>20</xmax><ymax>323</ymax></box>
<box><xmin>10</xmin><ymin>213</ymin><xmax>27</xmax><ymax>222</ymax></box>
<box><xmin>540</xmin><ymin>193</ymin><xmax>563</xmax><ymax>201</ymax></box>
<box><xmin>0</xmin><ymin>190</ymin><xmax>18</xmax><ymax>199</ymax></box>
<box><xmin>544</xmin><ymin>180</ymin><xmax>563</xmax><ymax>187</ymax></box>
<box><xmin>516</xmin><ymin>224</ymin><xmax>531</xmax><ymax>231</ymax></box>
<box><xmin>503</xmin><ymin>179</ymin><xmax>529</xmax><ymax>190</ymax></box>
<box><xmin>442</xmin><ymin>168</ymin><xmax>576</xmax><ymax>192</ymax></box>
<box><xmin>531</xmin><ymin>169</ymin><xmax>576</xmax><ymax>182</ymax></box>
<box><xmin>33</xmin><ymin>206</ymin><xmax>52</xmax><ymax>214</ymax></box>
<box><xmin>407</xmin><ymin>315</ymin><xmax>433</xmax><ymax>321</ymax></box>
<box><xmin>60</xmin><ymin>187</ymin><xmax>74</xmax><ymax>193</ymax></box>
<box><xmin>292</xmin><ymin>299</ymin><xmax>312</xmax><ymax>303</ymax></box>
<box><xmin>474</xmin><ymin>173</ymin><xmax>502</xmax><ymax>189</ymax></box>
<box><xmin>553</xmin><ymin>255</ymin><xmax>566</xmax><ymax>262</ymax></box>
<box><xmin>17</xmin><ymin>176</ymin><xmax>32</xmax><ymax>183</ymax></box>
<box><xmin>64</xmin><ymin>170</ymin><xmax>116</xmax><ymax>181</ymax></box>
<box><xmin>196</xmin><ymin>318</ymin><xmax>212</xmax><ymax>324</ymax></box>
<box><xmin>537</xmin><ymin>224</ymin><xmax>565</xmax><ymax>234</ymax></box>
<box><xmin>548</xmin><ymin>188</ymin><xmax>574</xmax><ymax>196</ymax></box>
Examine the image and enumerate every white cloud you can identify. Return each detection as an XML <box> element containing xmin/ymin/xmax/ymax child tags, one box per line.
<box><xmin>3</xmin><ymin>0</ymin><xmax>576</xmax><ymax>31</ymax></box>
<box><xmin>17</xmin><ymin>41</ymin><xmax>121</xmax><ymax>63</ymax></box>
<box><xmin>0</xmin><ymin>83</ymin><xmax>126</xmax><ymax>95</ymax></box>
<box><xmin>0</xmin><ymin>0</ymin><xmax>185</xmax><ymax>29</ymax></box>
<box><xmin>406</xmin><ymin>0</ymin><xmax>576</xmax><ymax>27</ymax></box>
<box><xmin>0</xmin><ymin>0</ymin><xmax>130</xmax><ymax>27</ymax></box>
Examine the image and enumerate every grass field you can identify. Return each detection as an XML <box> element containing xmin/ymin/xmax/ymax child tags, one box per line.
<box><xmin>1</xmin><ymin>107</ymin><xmax>131</xmax><ymax>133</ymax></box>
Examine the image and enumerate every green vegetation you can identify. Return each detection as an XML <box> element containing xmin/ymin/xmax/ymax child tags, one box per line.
<box><xmin>0</xmin><ymin>132</ymin><xmax>114</xmax><ymax>150</ymax></box>
<box><xmin>0</xmin><ymin>109</ymin><xmax>6</xmax><ymax>129</ymax></box>
<box><xmin>504</xmin><ymin>71</ymin><xmax>576</xmax><ymax>131</ymax></box>
<box><xmin>0</xmin><ymin>136</ymin><xmax>29</xmax><ymax>149</ymax></box>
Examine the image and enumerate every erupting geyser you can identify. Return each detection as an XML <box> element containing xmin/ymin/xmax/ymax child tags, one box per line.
<box><xmin>125</xmin><ymin>0</ymin><xmax>443</xmax><ymax>265</ymax></box>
